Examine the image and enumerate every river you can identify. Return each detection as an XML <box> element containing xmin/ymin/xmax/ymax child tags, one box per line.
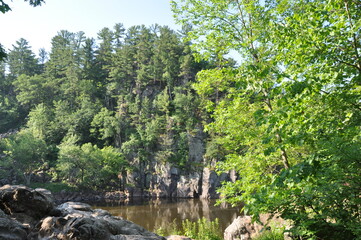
<box><xmin>91</xmin><ymin>198</ymin><xmax>242</xmax><ymax>235</ymax></box>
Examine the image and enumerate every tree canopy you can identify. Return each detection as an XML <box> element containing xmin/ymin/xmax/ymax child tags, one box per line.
<box><xmin>1</xmin><ymin>1</ymin><xmax>360</xmax><ymax>238</ymax></box>
<box><xmin>0</xmin><ymin>23</ymin><xmax>209</xmax><ymax>192</ymax></box>
<box><xmin>172</xmin><ymin>0</ymin><xmax>361</xmax><ymax>238</ymax></box>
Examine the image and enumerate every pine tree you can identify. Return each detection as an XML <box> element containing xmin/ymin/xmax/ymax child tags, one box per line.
<box><xmin>7</xmin><ymin>38</ymin><xmax>40</xmax><ymax>78</ymax></box>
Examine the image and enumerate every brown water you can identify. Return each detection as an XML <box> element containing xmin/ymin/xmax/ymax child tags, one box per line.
<box><xmin>92</xmin><ymin>198</ymin><xmax>242</xmax><ymax>235</ymax></box>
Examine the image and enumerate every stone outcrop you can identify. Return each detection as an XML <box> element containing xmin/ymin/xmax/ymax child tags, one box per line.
<box><xmin>224</xmin><ymin>214</ymin><xmax>290</xmax><ymax>240</ymax></box>
<box><xmin>0</xmin><ymin>209</ymin><xmax>28</xmax><ymax>240</ymax></box>
<box><xmin>0</xmin><ymin>185</ymin><xmax>165</xmax><ymax>240</ymax></box>
<box><xmin>176</xmin><ymin>173</ymin><xmax>201</xmax><ymax>198</ymax></box>
<box><xmin>125</xmin><ymin>162</ymin><xmax>236</xmax><ymax>199</ymax></box>
<box><xmin>0</xmin><ymin>185</ymin><xmax>55</xmax><ymax>227</ymax></box>
<box><xmin>224</xmin><ymin>216</ymin><xmax>263</xmax><ymax>240</ymax></box>
<box><xmin>37</xmin><ymin>202</ymin><xmax>164</xmax><ymax>240</ymax></box>
<box><xmin>0</xmin><ymin>126</ymin><xmax>237</xmax><ymax>201</ymax></box>
<box><xmin>200</xmin><ymin>166</ymin><xmax>235</xmax><ymax>199</ymax></box>
<box><xmin>123</xmin><ymin>127</ymin><xmax>237</xmax><ymax>200</ymax></box>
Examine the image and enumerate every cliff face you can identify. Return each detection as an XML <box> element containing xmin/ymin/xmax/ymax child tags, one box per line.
<box><xmin>123</xmin><ymin>127</ymin><xmax>236</xmax><ymax>199</ymax></box>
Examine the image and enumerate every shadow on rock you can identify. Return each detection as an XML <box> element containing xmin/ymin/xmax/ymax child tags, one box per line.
<box><xmin>0</xmin><ymin>185</ymin><xmax>165</xmax><ymax>240</ymax></box>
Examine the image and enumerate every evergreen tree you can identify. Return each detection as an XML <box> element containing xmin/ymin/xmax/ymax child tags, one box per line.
<box><xmin>7</xmin><ymin>38</ymin><xmax>40</xmax><ymax>78</ymax></box>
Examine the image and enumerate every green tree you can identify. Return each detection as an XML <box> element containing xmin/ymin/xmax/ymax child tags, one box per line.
<box><xmin>95</xmin><ymin>27</ymin><xmax>114</xmax><ymax>82</ymax></box>
<box><xmin>0</xmin><ymin>61</ymin><xmax>20</xmax><ymax>131</ymax></box>
<box><xmin>173</xmin><ymin>0</ymin><xmax>361</xmax><ymax>238</ymax></box>
<box><xmin>26</xmin><ymin>103</ymin><xmax>54</xmax><ymax>140</ymax></box>
<box><xmin>90</xmin><ymin>107</ymin><xmax>119</xmax><ymax>146</ymax></box>
<box><xmin>13</xmin><ymin>74</ymin><xmax>48</xmax><ymax>108</ymax></box>
<box><xmin>1</xmin><ymin>129</ymin><xmax>48</xmax><ymax>185</ymax></box>
<box><xmin>7</xmin><ymin>38</ymin><xmax>40</xmax><ymax>78</ymax></box>
<box><xmin>80</xmin><ymin>38</ymin><xmax>97</xmax><ymax>81</ymax></box>
<box><xmin>46</xmin><ymin>30</ymin><xmax>76</xmax><ymax>79</ymax></box>
<box><xmin>56</xmin><ymin>136</ymin><xmax>127</xmax><ymax>189</ymax></box>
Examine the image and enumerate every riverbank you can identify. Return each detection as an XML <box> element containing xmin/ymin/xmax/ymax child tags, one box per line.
<box><xmin>0</xmin><ymin>185</ymin><xmax>166</xmax><ymax>239</ymax></box>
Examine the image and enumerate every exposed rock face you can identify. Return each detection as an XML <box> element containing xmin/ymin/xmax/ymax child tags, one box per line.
<box><xmin>37</xmin><ymin>202</ymin><xmax>164</xmax><ymax>240</ymax></box>
<box><xmin>0</xmin><ymin>185</ymin><xmax>55</xmax><ymax>227</ymax></box>
<box><xmin>127</xmin><ymin>162</ymin><xmax>237</xmax><ymax>199</ymax></box>
<box><xmin>0</xmin><ymin>185</ymin><xmax>165</xmax><ymax>240</ymax></box>
<box><xmin>176</xmin><ymin>173</ymin><xmax>201</xmax><ymax>198</ymax></box>
<box><xmin>150</xmin><ymin>163</ymin><xmax>180</xmax><ymax>198</ymax></box>
<box><xmin>125</xmin><ymin>128</ymin><xmax>237</xmax><ymax>199</ymax></box>
<box><xmin>224</xmin><ymin>216</ymin><xmax>263</xmax><ymax>240</ymax></box>
<box><xmin>201</xmin><ymin>167</ymin><xmax>233</xmax><ymax>199</ymax></box>
<box><xmin>0</xmin><ymin>209</ymin><xmax>28</xmax><ymax>240</ymax></box>
<box><xmin>224</xmin><ymin>215</ymin><xmax>290</xmax><ymax>240</ymax></box>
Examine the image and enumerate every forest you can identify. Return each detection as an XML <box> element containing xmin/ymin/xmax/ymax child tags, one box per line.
<box><xmin>0</xmin><ymin>23</ymin><xmax>217</xmax><ymax>189</ymax></box>
<box><xmin>1</xmin><ymin>0</ymin><xmax>361</xmax><ymax>239</ymax></box>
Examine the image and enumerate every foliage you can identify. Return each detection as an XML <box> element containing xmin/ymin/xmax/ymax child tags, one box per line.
<box><xmin>28</xmin><ymin>182</ymin><xmax>77</xmax><ymax>193</ymax></box>
<box><xmin>155</xmin><ymin>219</ymin><xmax>181</xmax><ymax>237</ymax></box>
<box><xmin>253</xmin><ymin>229</ymin><xmax>284</xmax><ymax>240</ymax></box>
<box><xmin>155</xmin><ymin>218</ymin><xmax>222</xmax><ymax>240</ymax></box>
<box><xmin>0</xmin><ymin>22</ymin><xmax>207</xmax><ymax>191</ymax></box>
<box><xmin>181</xmin><ymin>218</ymin><xmax>222</xmax><ymax>240</ymax></box>
<box><xmin>0</xmin><ymin>129</ymin><xmax>48</xmax><ymax>184</ymax></box>
<box><xmin>172</xmin><ymin>0</ymin><xmax>361</xmax><ymax>239</ymax></box>
<box><xmin>8</xmin><ymin>38</ymin><xmax>41</xmax><ymax>77</ymax></box>
<box><xmin>56</xmin><ymin>136</ymin><xmax>127</xmax><ymax>190</ymax></box>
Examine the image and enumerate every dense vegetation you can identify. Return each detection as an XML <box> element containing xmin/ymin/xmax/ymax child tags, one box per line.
<box><xmin>172</xmin><ymin>0</ymin><xmax>361</xmax><ymax>239</ymax></box>
<box><xmin>156</xmin><ymin>217</ymin><xmax>222</xmax><ymax>240</ymax></box>
<box><xmin>1</xmin><ymin>0</ymin><xmax>360</xmax><ymax>239</ymax></box>
<box><xmin>0</xmin><ymin>24</ymin><xmax>216</xmax><ymax>190</ymax></box>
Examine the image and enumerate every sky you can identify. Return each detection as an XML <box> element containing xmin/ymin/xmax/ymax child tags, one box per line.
<box><xmin>0</xmin><ymin>0</ymin><xmax>180</xmax><ymax>54</ymax></box>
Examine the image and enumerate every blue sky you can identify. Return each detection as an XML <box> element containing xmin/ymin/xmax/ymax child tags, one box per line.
<box><xmin>0</xmin><ymin>0</ymin><xmax>180</xmax><ymax>54</ymax></box>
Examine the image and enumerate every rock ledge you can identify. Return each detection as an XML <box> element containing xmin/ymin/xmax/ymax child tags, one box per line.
<box><xmin>0</xmin><ymin>185</ymin><xmax>165</xmax><ymax>240</ymax></box>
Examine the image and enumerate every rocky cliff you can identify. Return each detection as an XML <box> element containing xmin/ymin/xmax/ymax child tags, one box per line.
<box><xmin>123</xmin><ymin>128</ymin><xmax>237</xmax><ymax>199</ymax></box>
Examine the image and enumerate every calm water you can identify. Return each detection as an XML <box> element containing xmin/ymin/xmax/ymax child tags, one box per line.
<box><xmin>91</xmin><ymin>198</ymin><xmax>242</xmax><ymax>235</ymax></box>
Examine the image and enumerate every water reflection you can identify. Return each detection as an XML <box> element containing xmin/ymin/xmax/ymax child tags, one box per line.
<box><xmin>91</xmin><ymin>198</ymin><xmax>242</xmax><ymax>234</ymax></box>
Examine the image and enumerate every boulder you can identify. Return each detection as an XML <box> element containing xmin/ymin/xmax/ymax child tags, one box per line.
<box><xmin>0</xmin><ymin>185</ymin><xmax>55</xmax><ymax>226</ymax></box>
<box><xmin>0</xmin><ymin>209</ymin><xmax>28</xmax><ymax>240</ymax></box>
<box><xmin>224</xmin><ymin>216</ymin><xmax>262</xmax><ymax>240</ymax></box>
<box><xmin>35</xmin><ymin>201</ymin><xmax>165</xmax><ymax>240</ymax></box>
<box><xmin>0</xmin><ymin>185</ymin><xmax>166</xmax><ymax>240</ymax></box>
<box><xmin>224</xmin><ymin>214</ymin><xmax>290</xmax><ymax>240</ymax></box>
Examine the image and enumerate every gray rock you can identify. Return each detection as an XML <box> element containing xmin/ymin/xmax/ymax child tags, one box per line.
<box><xmin>0</xmin><ymin>185</ymin><xmax>166</xmax><ymax>240</ymax></box>
<box><xmin>36</xmin><ymin>206</ymin><xmax>165</xmax><ymax>240</ymax></box>
<box><xmin>0</xmin><ymin>185</ymin><xmax>55</xmax><ymax>226</ymax></box>
<box><xmin>0</xmin><ymin>209</ymin><xmax>28</xmax><ymax>240</ymax></box>
<box><xmin>201</xmin><ymin>166</ymin><xmax>233</xmax><ymax>199</ymax></box>
<box><xmin>224</xmin><ymin>214</ymin><xmax>290</xmax><ymax>240</ymax></box>
<box><xmin>224</xmin><ymin>216</ymin><xmax>259</xmax><ymax>240</ymax></box>
<box><xmin>176</xmin><ymin>174</ymin><xmax>201</xmax><ymax>198</ymax></box>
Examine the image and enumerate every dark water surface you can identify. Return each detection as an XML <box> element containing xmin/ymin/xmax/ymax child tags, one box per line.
<box><xmin>91</xmin><ymin>198</ymin><xmax>242</xmax><ymax>234</ymax></box>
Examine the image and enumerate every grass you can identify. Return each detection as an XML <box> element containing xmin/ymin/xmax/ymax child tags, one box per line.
<box><xmin>156</xmin><ymin>217</ymin><xmax>222</xmax><ymax>240</ymax></box>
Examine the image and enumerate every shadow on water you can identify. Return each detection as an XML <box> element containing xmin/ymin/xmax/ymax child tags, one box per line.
<box><xmin>90</xmin><ymin>198</ymin><xmax>243</xmax><ymax>235</ymax></box>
